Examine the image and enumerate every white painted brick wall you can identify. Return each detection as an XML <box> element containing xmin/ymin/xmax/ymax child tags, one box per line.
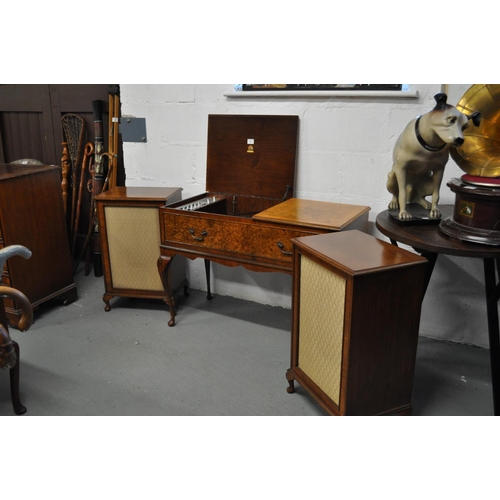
<box><xmin>120</xmin><ymin>84</ymin><xmax>488</xmax><ymax>347</ymax></box>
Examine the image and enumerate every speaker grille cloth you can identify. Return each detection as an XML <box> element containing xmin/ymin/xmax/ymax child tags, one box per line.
<box><xmin>105</xmin><ymin>206</ymin><xmax>164</xmax><ymax>291</ymax></box>
<box><xmin>298</xmin><ymin>255</ymin><xmax>345</xmax><ymax>405</ymax></box>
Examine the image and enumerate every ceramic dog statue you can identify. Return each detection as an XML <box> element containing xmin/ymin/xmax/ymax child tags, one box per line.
<box><xmin>387</xmin><ymin>93</ymin><xmax>481</xmax><ymax>221</ymax></box>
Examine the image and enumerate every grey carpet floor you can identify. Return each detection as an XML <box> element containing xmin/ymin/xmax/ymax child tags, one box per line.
<box><xmin>0</xmin><ymin>269</ymin><xmax>494</xmax><ymax>416</ymax></box>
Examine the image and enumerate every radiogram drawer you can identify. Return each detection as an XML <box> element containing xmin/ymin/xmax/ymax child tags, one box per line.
<box><xmin>161</xmin><ymin>211</ymin><xmax>322</xmax><ymax>266</ymax></box>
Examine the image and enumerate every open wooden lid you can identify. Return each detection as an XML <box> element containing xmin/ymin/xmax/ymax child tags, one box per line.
<box><xmin>206</xmin><ymin>114</ymin><xmax>298</xmax><ymax>200</ymax></box>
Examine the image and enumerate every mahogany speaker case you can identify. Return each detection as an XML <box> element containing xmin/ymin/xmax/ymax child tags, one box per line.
<box><xmin>286</xmin><ymin>230</ymin><xmax>427</xmax><ymax>416</ymax></box>
<box><xmin>96</xmin><ymin>186</ymin><xmax>184</xmax><ymax>312</ymax></box>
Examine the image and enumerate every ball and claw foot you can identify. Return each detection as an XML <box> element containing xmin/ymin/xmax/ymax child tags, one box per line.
<box><xmin>286</xmin><ymin>369</ymin><xmax>295</xmax><ymax>394</ymax></box>
<box><xmin>168</xmin><ymin>316</ymin><xmax>176</xmax><ymax>327</ymax></box>
<box><xmin>103</xmin><ymin>296</ymin><xmax>112</xmax><ymax>312</ymax></box>
<box><xmin>13</xmin><ymin>401</ymin><xmax>27</xmax><ymax>415</ymax></box>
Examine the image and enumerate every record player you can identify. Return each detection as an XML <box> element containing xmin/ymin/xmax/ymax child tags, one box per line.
<box><xmin>440</xmin><ymin>84</ymin><xmax>500</xmax><ymax>245</ymax></box>
<box><xmin>158</xmin><ymin>114</ymin><xmax>370</xmax><ymax>326</ymax></box>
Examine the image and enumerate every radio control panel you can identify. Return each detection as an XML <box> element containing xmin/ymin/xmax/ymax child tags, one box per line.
<box><xmin>177</xmin><ymin>195</ymin><xmax>224</xmax><ymax>211</ymax></box>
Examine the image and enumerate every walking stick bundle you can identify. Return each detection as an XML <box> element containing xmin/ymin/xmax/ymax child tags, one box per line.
<box><xmin>71</xmin><ymin>142</ymin><xmax>94</xmax><ymax>261</ymax></box>
<box><xmin>73</xmin><ymin>97</ymin><xmax>117</xmax><ymax>276</ymax></box>
<box><xmin>61</xmin><ymin>114</ymin><xmax>86</xmax><ymax>242</ymax></box>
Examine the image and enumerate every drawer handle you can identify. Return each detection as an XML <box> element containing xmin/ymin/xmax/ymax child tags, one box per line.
<box><xmin>277</xmin><ymin>241</ymin><xmax>293</xmax><ymax>256</ymax></box>
<box><xmin>189</xmin><ymin>228</ymin><xmax>208</xmax><ymax>242</ymax></box>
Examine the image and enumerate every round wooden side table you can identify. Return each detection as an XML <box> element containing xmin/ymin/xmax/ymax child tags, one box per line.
<box><xmin>376</xmin><ymin>205</ymin><xmax>500</xmax><ymax>416</ymax></box>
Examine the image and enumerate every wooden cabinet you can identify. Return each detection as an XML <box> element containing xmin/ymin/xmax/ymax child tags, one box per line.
<box><xmin>0</xmin><ymin>164</ymin><xmax>77</xmax><ymax>326</ymax></box>
<box><xmin>286</xmin><ymin>230</ymin><xmax>427</xmax><ymax>416</ymax></box>
<box><xmin>158</xmin><ymin>114</ymin><xmax>370</xmax><ymax>326</ymax></box>
<box><xmin>161</xmin><ymin>198</ymin><xmax>370</xmax><ymax>272</ymax></box>
<box><xmin>95</xmin><ymin>186</ymin><xmax>184</xmax><ymax>312</ymax></box>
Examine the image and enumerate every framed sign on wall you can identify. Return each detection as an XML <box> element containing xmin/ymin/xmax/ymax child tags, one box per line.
<box><xmin>242</xmin><ymin>84</ymin><xmax>402</xmax><ymax>91</ymax></box>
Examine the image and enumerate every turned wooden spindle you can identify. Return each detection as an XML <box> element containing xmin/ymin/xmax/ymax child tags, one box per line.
<box><xmin>61</xmin><ymin>142</ymin><xmax>70</xmax><ymax>215</ymax></box>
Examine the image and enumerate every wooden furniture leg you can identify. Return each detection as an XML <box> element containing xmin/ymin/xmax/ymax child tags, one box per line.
<box><xmin>417</xmin><ymin>251</ymin><xmax>438</xmax><ymax>296</ymax></box>
<box><xmin>390</xmin><ymin>239</ymin><xmax>438</xmax><ymax>298</ymax></box>
<box><xmin>0</xmin><ymin>247</ymin><xmax>33</xmax><ymax>415</ymax></box>
<box><xmin>103</xmin><ymin>293</ymin><xmax>113</xmax><ymax>312</ymax></box>
<box><xmin>1</xmin><ymin>323</ymin><xmax>26</xmax><ymax>415</ymax></box>
<box><xmin>204</xmin><ymin>259</ymin><xmax>212</xmax><ymax>300</ymax></box>
<box><xmin>9</xmin><ymin>340</ymin><xmax>26</xmax><ymax>415</ymax></box>
<box><xmin>286</xmin><ymin>369</ymin><xmax>295</xmax><ymax>394</ymax></box>
<box><xmin>483</xmin><ymin>258</ymin><xmax>500</xmax><ymax>416</ymax></box>
<box><xmin>157</xmin><ymin>255</ymin><xmax>177</xmax><ymax>327</ymax></box>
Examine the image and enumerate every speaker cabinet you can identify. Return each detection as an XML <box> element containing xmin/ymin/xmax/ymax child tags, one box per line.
<box><xmin>96</xmin><ymin>187</ymin><xmax>185</xmax><ymax>312</ymax></box>
<box><xmin>286</xmin><ymin>230</ymin><xmax>427</xmax><ymax>416</ymax></box>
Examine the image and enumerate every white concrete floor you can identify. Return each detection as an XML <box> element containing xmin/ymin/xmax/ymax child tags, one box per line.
<box><xmin>0</xmin><ymin>269</ymin><xmax>495</xmax><ymax>416</ymax></box>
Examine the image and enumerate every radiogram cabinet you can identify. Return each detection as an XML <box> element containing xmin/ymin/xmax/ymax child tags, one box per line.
<box><xmin>158</xmin><ymin>114</ymin><xmax>370</xmax><ymax>326</ymax></box>
<box><xmin>0</xmin><ymin>163</ymin><xmax>77</xmax><ymax>326</ymax></box>
<box><xmin>95</xmin><ymin>186</ymin><xmax>185</xmax><ymax>312</ymax></box>
<box><xmin>286</xmin><ymin>230</ymin><xmax>427</xmax><ymax>416</ymax></box>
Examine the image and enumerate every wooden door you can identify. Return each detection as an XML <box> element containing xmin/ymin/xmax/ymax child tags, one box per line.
<box><xmin>0</xmin><ymin>84</ymin><xmax>56</xmax><ymax>164</ymax></box>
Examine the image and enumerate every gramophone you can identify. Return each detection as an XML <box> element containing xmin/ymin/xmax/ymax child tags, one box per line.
<box><xmin>440</xmin><ymin>84</ymin><xmax>500</xmax><ymax>245</ymax></box>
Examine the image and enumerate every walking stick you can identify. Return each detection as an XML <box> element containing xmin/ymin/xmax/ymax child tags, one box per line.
<box><xmin>86</xmin><ymin>100</ymin><xmax>106</xmax><ymax>277</ymax></box>
<box><xmin>61</xmin><ymin>114</ymin><xmax>86</xmax><ymax>243</ymax></box>
<box><xmin>108</xmin><ymin>85</ymin><xmax>120</xmax><ymax>189</ymax></box>
<box><xmin>61</xmin><ymin>142</ymin><xmax>70</xmax><ymax>216</ymax></box>
<box><xmin>71</xmin><ymin>142</ymin><xmax>94</xmax><ymax>261</ymax></box>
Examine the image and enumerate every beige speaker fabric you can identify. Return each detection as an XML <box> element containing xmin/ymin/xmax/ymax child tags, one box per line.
<box><xmin>298</xmin><ymin>256</ymin><xmax>346</xmax><ymax>405</ymax></box>
<box><xmin>105</xmin><ymin>206</ymin><xmax>164</xmax><ymax>291</ymax></box>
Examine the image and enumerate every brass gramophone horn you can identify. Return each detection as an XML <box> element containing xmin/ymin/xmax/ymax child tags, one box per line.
<box><xmin>450</xmin><ymin>84</ymin><xmax>500</xmax><ymax>177</ymax></box>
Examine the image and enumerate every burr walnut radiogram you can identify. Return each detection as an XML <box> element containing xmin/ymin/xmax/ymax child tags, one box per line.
<box><xmin>158</xmin><ymin>114</ymin><xmax>370</xmax><ymax>326</ymax></box>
